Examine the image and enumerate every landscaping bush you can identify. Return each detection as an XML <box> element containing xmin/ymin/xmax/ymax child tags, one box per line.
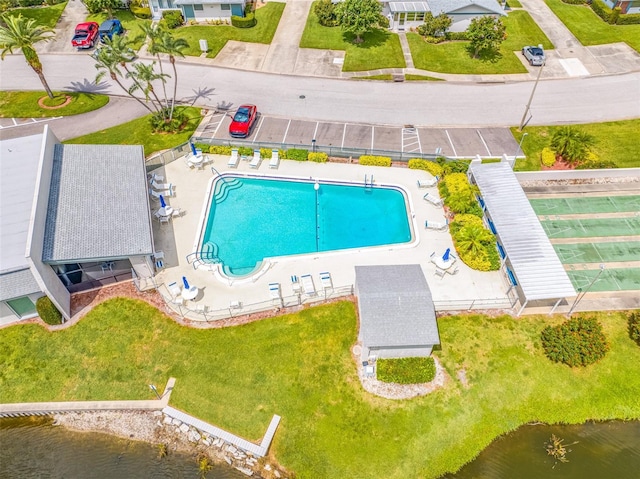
<box><xmin>238</xmin><ymin>146</ymin><xmax>253</xmax><ymax>156</ymax></box>
<box><xmin>17</xmin><ymin>0</ymin><xmax>44</xmax><ymax>6</ymax></box>
<box><xmin>286</xmin><ymin>148</ymin><xmax>309</xmax><ymax>161</ymax></box>
<box><xmin>314</xmin><ymin>0</ymin><xmax>339</xmax><ymax>27</ymax></box>
<box><xmin>541</xmin><ymin>316</ymin><xmax>609</xmax><ymax>367</ymax></box>
<box><xmin>438</xmin><ymin>172</ymin><xmax>480</xmax><ymax>215</ymax></box>
<box><xmin>560</xmin><ymin>0</ymin><xmax>586</xmax><ymax>4</ymax></box>
<box><xmin>36</xmin><ymin>296</ymin><xmax>62</xmax><ymax>325</ymax></box>
<box><xmin>308</xmin><ymin>152</ymin><xmax>328</xmax><ymax>163</ymax></box>
<box><xmin>449</xmin><ymin>214</ymin><xmax>500</xmax><ymax>271</ymax></box>
<box><xmin>130</xmin><ymin>0</ymin><xmax>152</xmax><ymax>19</ymax></box>
<box><xmin>408</xmin><ymin>158</ymin><xmax>443</xmax><ymax>177</ymax></box>
<box><xmin>260</xmin><ymin>147</ymin><xmax>273</xmax><ymax>159</ymax></box>
<box><xmin>628</xmin><ymin>311</ymin><xmax>640</xmax><ymax>346</ymax></box>
<box><xmin>444</xmin><ymin>31</ymin><xmax>469</xmax><ymax>41</ymax></box>
<box><xmin>591</xmin><ymin>0</ymin><xmax>615</xmax><ymax>23</ymax></box>
<box><xmin>437</xmin><ymin>158</ymin><xmax>470</xmax><ymax>175</ymax></box>
<box><xmin>231</xmin><ymin>12</ymin><xmax>257</xmax><ymax>28</ymax></box>
<box><xmin>162</xmin><ymin>9</ymin><xmax>184</xmax><ymax>29</ymax></box>
<box><xmin>359</xmin><ymin>155</ymin><xmax>392</xmax><ymax>167</ymax></box>
<box><xmin>576</xmin><ymin>152</ymin><xmax>616</xmax><ymax>169</ymax></box>
<box><xmin>208</xmin><ymin>145</ymin><xmax>233</xmax><ymax>155</ymax></box>
<box><xmin>541</xmin><ymin>147</ymin><xmax>556</xmax><ymax>167</ymax></box>
<box><xmin>616</xmin><ymin>13</ymin><xmax>640</xmax><ymax>24</ymax></box>
<box><xmin>377</xmin><ymin>357</ymin><xmax>436</xmax><ymax>384</ymax></box>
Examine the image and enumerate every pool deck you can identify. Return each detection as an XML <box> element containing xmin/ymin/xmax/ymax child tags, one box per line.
<box><xmin>150</xmin><ymin>155</ymin><xmax>512</xmax><ymax>319</ymax></box>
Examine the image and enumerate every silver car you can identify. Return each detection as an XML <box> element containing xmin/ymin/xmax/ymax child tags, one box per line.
<box><xmin>522</xmin><ymin>45</ymin><xmax>545</xmax><ymax>66</ymax></box>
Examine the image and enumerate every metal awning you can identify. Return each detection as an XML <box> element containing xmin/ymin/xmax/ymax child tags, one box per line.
<box><xmin>469</xmin><ymin>161</ymin><xmax>576</xmax><ymax>301</ymax></box>
<box><xmin>388</xmin><ymin>2</ymin><xmax>430</xmax><ymax>13</ymax></box>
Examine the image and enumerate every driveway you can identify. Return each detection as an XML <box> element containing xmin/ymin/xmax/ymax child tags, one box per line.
<box><xmin>37</xmin><ymin>0</ymin><xmax>91</xmax><ymax>54</ymax></box>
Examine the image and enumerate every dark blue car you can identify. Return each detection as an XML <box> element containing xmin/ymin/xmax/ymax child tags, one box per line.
<box><xmin>98</xmin><ymin>19</ymin><xmax>124</xmax><ymax>43</ymax></box>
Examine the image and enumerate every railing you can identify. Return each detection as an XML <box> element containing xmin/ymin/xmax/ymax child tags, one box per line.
<box><xmin>145</xmin><ymin>141</ymin><xmax>191</xmax><ymax>171</ymax></box>
<box><xmin>433</xmin><ymin>297</ymin><xmax>517</xmax><ymax>311</ymax></box>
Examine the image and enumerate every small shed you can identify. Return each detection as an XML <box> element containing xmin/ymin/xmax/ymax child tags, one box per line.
<box><xmin>355</xmin><ymin>264</ymin><xmax>440</xmax><ymax>361</ymax></box>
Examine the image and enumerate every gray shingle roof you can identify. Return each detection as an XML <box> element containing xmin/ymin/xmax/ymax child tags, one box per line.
<box><xmin>356</xmin><ymin>264</ymin><xmax>440</xmax><ymax>348</ymax></box>
<box><xmin>42</xmin><ymin>144</ymin><xmax>153</xmax><ymax>262</ymax></box>
<box><xmin>426</xmin><ymin>0</ymin><xmax>506</xmax><ymax>16</ymax></box>
<box><xmin>470</xmin><ymin>161</ymin><xmax>576</xmax><ymax>301</ymax></box>
<box><xmin>0</xmin><ymin>268</ymin><xmax>41</xmax><ymax>301</ymax></box>
<box><xmin>0</xmin><ymin>134</ymin><xmax>43</xmax><ymax>273</ymax></box>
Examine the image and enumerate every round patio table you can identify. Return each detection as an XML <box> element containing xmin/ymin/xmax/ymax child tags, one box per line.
<box><xmin>181</xmin><ymin>286</ymin><xmax>198</xmax><ymax>301</ymax></box>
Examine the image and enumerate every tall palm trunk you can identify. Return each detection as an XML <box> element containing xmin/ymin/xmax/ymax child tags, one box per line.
<box><xmin>169</xmin><ymin>56</ymin><xmax>179</xmax><ymax>121</ymax></box>
<box><xmin>122</xmin><ymin>63</ymin><xmax>161</xmax><ymax>113</ymax></box>
<box><xmin>155</xmin><ymin>53</ymin><xmax>170</xmax><ymax>110</ymax></box>
<box><xmin>110</xmin><ymin>72</ymin><xmax>154</xmax><ymax>114</ymax></box>
<box><xmin>24</xmin><ymin>46</ymin><xmax>53</xmax><ymax>99</ymax></box>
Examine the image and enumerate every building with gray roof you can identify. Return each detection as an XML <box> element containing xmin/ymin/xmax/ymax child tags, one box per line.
<box><xmin>355</xmin><ymin>264</ymin><xmax>440</xmax><ymax>361</ymax></box>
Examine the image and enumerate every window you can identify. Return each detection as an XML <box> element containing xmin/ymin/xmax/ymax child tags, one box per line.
<box><xmin>221</xmin><ymin>4</ymin><xmax>230</xmax><ymax>10</ymax></box>
<box><xmin>6</xmin><ymin>296</ymin><xmax>37</xmax><ymax>319</ymax></box>
<box><xmin>194</xmin><ymin>4</ymin><xmax>203</xmax><ymax>10</ymax></box>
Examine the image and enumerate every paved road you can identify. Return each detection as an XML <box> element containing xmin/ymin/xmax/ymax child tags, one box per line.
<box><xmin>2</xmin><ymin>54</ymin><xmax>639</xmax><ymax>128</ymax></box>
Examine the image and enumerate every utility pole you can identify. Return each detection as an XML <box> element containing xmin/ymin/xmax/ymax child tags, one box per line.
<box><xmin>519</xmin><ymin>62</ymin><xmax>545</xmax><ymax>131</ymax></box>
<box><xmin>567</xmin><ymin>264</ymin><xmax>605</xmax><ymax>317</ymax></box>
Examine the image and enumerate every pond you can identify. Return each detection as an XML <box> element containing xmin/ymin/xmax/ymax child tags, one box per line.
<box><xmin>442</xmin><ymin>420</ymin><xmax>640</xmax><ymax>479</ymax></box>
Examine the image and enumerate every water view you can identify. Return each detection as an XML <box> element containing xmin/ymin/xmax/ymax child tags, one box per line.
<box><xmin>0</xmin><ymin>417</ymin><xmax>244</xmax><ymax>479</ymax></box>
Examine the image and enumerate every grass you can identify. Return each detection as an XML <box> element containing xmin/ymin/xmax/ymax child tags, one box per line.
<box><xmin>511</xmin><ymin>118</ymin><xmax>640</xmax><ymax>170</ymax></box>
<box><xmin>405</xmin><ymin>74</ymin><xmax>444</xmax><ymax>81</ymax></box>
<box><xmin>64</xmin><ymin>106</ymin><xmax>201</xmax><ymax>156</ymax></box>
<box><xmin>507</xmin><ymin>0</ymin><xmax>523</xmax><ymax>7</ymax></box>
<box><xmin>352</xmin><ymin>74</ymin><xmax>443</xmax><ymax>81</ymax></box>
<box><xmin>0</xmin><ymin>90</ymin><xmax>109</xmax><ymax>118</ymax></box>
<box><xmin>172</xmin><ymin>2</ymin><xmax>285</xmax><ymax>58</ymax></box>
<box><xmin>300</xmin><ymin>4</ymin><xmax>405</xmax><ymax>71</ymax></box>
<box><xmin>86</xmin><ymin>10</ymin><xmax>151</xmax><ymax>50</ymax></box>
<box><xmin>1</xmin><ymin>299</ymin><xmax>639</xmax><ymax>479</ymax></box>
<box><xmin>546</xmin><ymin>0</ymin><xmax>640</xmax><ymax>53</ymax></box>
<box><xmin>3</xmin><ymin>2</ymin><xmax>67</xmax><ymax>28</ymax></box>
<box><xmin>408</xmin><ymin>11</ymin><xmax>553</xmax><ymax>74</ymax></box>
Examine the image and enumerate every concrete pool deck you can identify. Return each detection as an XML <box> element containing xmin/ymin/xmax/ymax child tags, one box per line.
<box><xmin>149</xmin><ymin>155</ymin><xmax>513</xmax><ymax>320</ymax></box>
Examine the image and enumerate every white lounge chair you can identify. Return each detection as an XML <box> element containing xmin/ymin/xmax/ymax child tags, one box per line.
<box><xmin>425</xmin><ymin>219</ymin><xmax>448</xmax><ymax>231</ymax></box>
<box><xmin>291</xmin><ymin>275</ymin><xmax>302</xmax><ymax>293</ymax></box>
<box><xmin>151</xmin><ymin>180</ymin><xmax>173</xmax><ymax>191</ymax></box>
<box><xmin>228</xmin><ymin>149</ymin><xmax>239</xmax><ymax>168</ymax></box>
<box><xmin>269</xmin><ymin>149</ymin><xmax>279</xmax><ymax>169</ymax></box>
<box><xmin>319</xmin><ymin>272</ymin><xmax>332</xmax><ymax>289</ymax></box>
<box><xmin>150</xmin><ymin>188</ymin><xmax>175</xmax><ymax>200</ymax></box>
<box><xmin>171</xmin><ymin>208</ymin><xmax>184</xmax><ymax>218</ymax></box>
<box><xmin>269</xmin><ymin>282</ymin><xmax>281</xmax><ymax>300</ymax></box>
<box><xmin>417</xmin><ymin>176</ymin><xmax>439</xmax><ymax>188</ymax></box>
<box><xmin>148</xmin><ymin>172</ymin><xmax>164</xmax><ymax>183</ymax></box>
<box><xmin>249</xmin><ymin>149</ymin><xmax>261</xmax><ymax>168</ymax></box>
<box><xmin>301</xmin><ymin>274</ymin><xmax>316</xmax><ymax>296</ymax></box>
<box><xmin>168</xmin><ymin>281</ymin><xmax>182</xmax><ymax>299</ymax></box>
<box><xmin>423</xmin><ymin>192</ymin><xmax>443</xmax><ymax>207</ymax></box>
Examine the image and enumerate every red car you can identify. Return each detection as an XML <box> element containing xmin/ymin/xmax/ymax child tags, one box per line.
<box><xmin>72</xmin><ymin>22</ymin><xmax>99</xmax><ymax>49</ymax></box>
<box><xmin>228</xmin><ymin>104</ymin><xmax>258</xmax><ymax>138</ymax></box>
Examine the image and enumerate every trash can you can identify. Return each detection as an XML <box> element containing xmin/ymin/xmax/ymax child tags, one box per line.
<box><xmin>199</xmin><ymin>39</ymin><xmax>208</xmax><ymax>53</ymax></box>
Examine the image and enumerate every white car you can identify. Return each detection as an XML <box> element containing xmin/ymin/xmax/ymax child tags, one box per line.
<box><xmin>522</xmin><ymin>45</ymin><xmax>546</xmax><ymax>66</ymax></box>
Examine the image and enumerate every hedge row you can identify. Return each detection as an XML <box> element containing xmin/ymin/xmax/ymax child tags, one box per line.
<box><xmin>407</xmin><ymin>158</ymin><xmax>443</xmax><ymax>177</ymax></box>
<box><xmin>231</xmin><ymin>12</ymin><xmax>256</xmax><ymax>28</ymax></box>
<box><xmin>629</xmin><ymin>311</ymin><xmax>640</xmax><ymax>346</ymax></box>
<box><xmin>560</xmin><ymin>0</ymin><xmax>640</xmax><ymax>24</ymax></box>
<box><xmin>376</xmin><ymin>357</ymin><xmax>436</xmax><ymax>384</ymax></box>
<box><xmin>359</xmin><ymin>155</ymin><xmax>392</xmax><ymax>167</ymax></box>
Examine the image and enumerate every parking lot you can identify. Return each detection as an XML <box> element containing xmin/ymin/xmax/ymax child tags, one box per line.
<box><xmin>196</xmin><ymin>112</ymin><xmax>521</xmax><ymax>159</ymax></box>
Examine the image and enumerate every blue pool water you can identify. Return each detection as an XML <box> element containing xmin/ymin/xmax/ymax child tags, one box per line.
<box><xmin>201</xmin><ymin>177</ymin><xmax>411</xmax><ymax>276</ymax></box>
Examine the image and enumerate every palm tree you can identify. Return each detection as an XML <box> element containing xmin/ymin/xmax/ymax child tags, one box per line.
<box><xmin>0</xmin><ymin>15</ymin><xmax>55</xmax><ymax>98</ymax></box>
<box><xmin>127</xmin><ymin>61</ymin><xmax>168</xmax><ymax>111</ymax></box>
<box><xmin>158</xmin><ymin>31</ymin><xmax>189</xmax><ymax>120</ymax></box>
<box><xmin>550</xmin><ymin>126</ymin><xmax>596</xmax><ymax>164</ymax></box>
<box><xmin>456</xmin><ymin>224</ymin><xmax>494</xmax><ymax>257</ymax></box>
<box><xmin>140</xmin><ymin>23</ymin><xmax>170</xmax><ymax>108</ymax></box>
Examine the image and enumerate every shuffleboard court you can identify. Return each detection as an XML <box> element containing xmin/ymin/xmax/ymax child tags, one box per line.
<box><xmin>567</xmin><ymin>268</ymin><xmax>640</xmax><ymax>292</ymax></box>
<box><xmin>541</xmin><ymin>217</ymin><xmax>640</xmax><ymax>238</ymax></box>
<box><xmin>530</xmin><ymin>196</ymin><xmax>640</xmax><ymax>215</ymax></box>
<box><xmin>554</xmin><ymin>242</ymin><xmax>640</xmax><ymax>264</ymax></box>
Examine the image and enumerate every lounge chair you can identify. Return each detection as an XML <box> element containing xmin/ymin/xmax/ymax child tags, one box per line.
<box><xmin>168</xmin><ymin>281</ymin><xmax>182</xmax><ymax>299</ymax></box>
<box><xmin>171</xmin><ymin>208</ymin><xmax>184</xmax><ymax>218</ymax></box>
<box><xmin>269</xmin><ymin>282</ymin><xmax>281</xmax><ymax>300</ymax></box>
<box><xmin>228</xmin><ymin>149</ymin><xmax>239</xmax><ymax>168</ymax></box>
<box><xmin>148</xmin><ymin>172</ymin><xmax>164</xmax><ymax>183</ymax></box>
<box><xmin>301</xmin><ymin>274</ymin><xmax>316</xmax><ymax>296</ymax></box>
<box><xmin>159</xmin><ymin>215</ymin><xmax>171</xmax><ymax>225</ymax></box>
<box><xmin>423</xmin><ymin>192</ymin><xmax>443</xmax><ymax>207</ymax></box>
<box><xmin>249</xmin><ymin>149</ymin><xmax>261</xmax><ymax>168</ymax></box>
<box><xmin>291</xmin><ymin>275</ymin><xmax>302</xmax><ymax>293</ymax></box>
<box><xmin>424</xmin><ymin>219</ymin><xmax>448</xmax><ymax>231</ymax></box>
<box><xmin>417</xmin><ymin>176</ymin><xmax>439</xmax><ymax>188</ymax></box>
<box><xmin>151</xmin><ymin>180</ymin><xmax>173</xmax><ymax>191</ymax></box>
<box><xmin>269</xmin><ymin>149</ymin><xmax>279</xmax><ymax>169</ymax></box>
<box><xmin>150</xmin><ymin>188</ymin><xmax>174</xmax><ymax>200</ymax></box>
<box><xmin>319</xmin><ymin>272</ymin><xmax>332</xmax><ymax>289</ymax></box>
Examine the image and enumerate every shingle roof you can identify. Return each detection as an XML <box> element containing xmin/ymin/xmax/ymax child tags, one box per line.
<box><xmin>0</xmin><ymin>134</ymin><xmax>43</xmax><ymax>273</ymax></box>
<box><xmin>0</xmin><ymin>268</ymin><xmax>41</xmax><ymax>301</ymax></box>
<box><xmin>356</xmin><ymin>264</ymin><xmax>440</xmax><ymax>349</ymax></box>
<box><xmin>427</xmin><ymin>0</ymin><xmax>506</xmax><ymax>16</ymax></box>
<box><xmin>470</xmin><ymin>161</ymin><xmax>576</xmax><ymax>301</ymax></box>
<box><xmin>42</xmin><ymin>144</ymin><xmax>153</xmax><ymax>262</ymax></box>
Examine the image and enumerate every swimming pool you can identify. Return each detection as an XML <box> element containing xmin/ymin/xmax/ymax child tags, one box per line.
<box><xmin>200</xmin><ymin>176</ymin><xmax>412</xmax><ymax>276</ymax></box>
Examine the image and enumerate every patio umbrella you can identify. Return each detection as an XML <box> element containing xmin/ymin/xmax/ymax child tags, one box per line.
<box><xmin>442</xmin><ymin>248</ymin><xmax>451</xmax><ymax>262</ymax></box>
<box><xmin>190</xmin><ymin>142</ymin><xmax>197</xmax><ymax>156</ymax></box>
<box><xmin>182</xmin><ymin>276</ymin><xmax>190</xmax><ymax>289</ymax></box>
<box><xmin>159</xmin><ymin>194</ymin><xmax>166</xmax><ymax>208</ymax></box>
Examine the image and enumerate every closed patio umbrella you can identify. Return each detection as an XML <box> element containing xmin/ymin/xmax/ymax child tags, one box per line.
<box><xmin>442</xmin><ymin>248</ymin><xmax>451</xmax><ymax>262</ymax></box>
<box><xmin>159</xmin><ymin>194</ymin><xmax>166</xmax><ymax>208</ymax></box>
<box><xmin>190</xmin><ymin>142</ymin><xmax>197</xmax><ymax>156</ymax></box>
<box><xmin>182</xmin><ymin>276</ymin><xmax>190</xmax><ymax>289</ymax></box>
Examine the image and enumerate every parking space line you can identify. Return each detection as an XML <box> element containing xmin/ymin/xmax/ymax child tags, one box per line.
<box><xmin>313</xmin><ymin>121</ymin><xmax>319</xmax><ymax>140</ymax></box>
<box><xmin>371</xmin><ymin>126</ymin><xmax>375</xmax><ymax>150</ymax></box>
<box><xmin>252</xmin><ymin>116</ymin><xmax>265</xmax><ymax>143</ymax></box>
<box><xmin>12</xmin><ymin>118</ymin><xmax>18</xmax><ymax>126</ymax></box>
<box><xmin>401</xmin><ymin>127</ymin><xmax>421</xmax><ymax>154</ymax></box>
<box><xmin>282</xmin><ymin>119</ymin><xmax>291</xmax><ymax>143</ymax></box>
<box><xmin>445</xmin><ymin>129</ymin><xmax>458</xmax><ymax>157</ymax></box>
<box><xmin>210</xmin><ymin>113</ymin><xmax>226</xmax><ymax>136</ymax></box>
<box><xmin>477</xmin><ymin>130</ymin><xmax>492</xmax><ymax>156</ymax></box>
<box><xmin>341</xmin><ymin>123</ymin><xmax>347</xmax><ymax>149</ymax></box>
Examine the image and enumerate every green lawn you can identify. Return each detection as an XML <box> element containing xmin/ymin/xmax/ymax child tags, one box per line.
<box><xmin>171</xmin><ymin>3</ymin><xmax>285</xmax><ymax>58</ymax></box>
<box><xmin>2</xmin><ymin>299</ymin><xmax>639</xmax><ymax>478</ymax></box>
<box><xmin>408</xmin><ymin>11</ymin><xmax>553</xmax><ymax>74</ymax></box>
<box><xmin>86</xmin><ymin>10</ymin><xmax>151</xmax><ymax>50</ymax></box>
<box><xmin>0</xmin><ymin>90</ymin><xmax>109</xmax><ymax>118</ymax></box>
<box><xmin>300</xmin><ymin>4</ymin><xmax>405</xmax><ymax>71</ymax></box>
<box><xmin>64</xmin><ymin>107</ymin><xmax>201</xmax><ymax>156</ymax></box>
<box><xmin>546</xmin><ymin>0</ymin><xmax>640</xmax><ymax>53</ymax></box>
<box><xmin>512</xmin><ymin>118</ymin><xmax>640</xmax><ymax>170</ymax></box>
<box><xmin>3</xmin><ymin>2</ymin><xmax>67</xmax><ymax>28</ymax></box>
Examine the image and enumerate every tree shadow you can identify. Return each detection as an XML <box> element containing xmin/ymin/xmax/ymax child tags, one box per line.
<box><xmin>64</xmin><ymin>79</ymin><xmax>111</xmax><ymax>96</ymax></box>
<box><xmin>181</xmin><ymin>87</ymin><xmax>217</xmax><ymax>107</ymax></box>
<box><xmin>342</xmin><ymin>28</ymin><xmax>390</xmax><ymax>49</ymax></box>
<box><xmin>464</xmin><ymin>45</ymin><xmax>504</xmax><ymax>64</ymax></box>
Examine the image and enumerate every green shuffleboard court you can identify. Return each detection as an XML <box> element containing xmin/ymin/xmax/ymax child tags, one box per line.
<box><xmin>554</xmin><ymin>242</ymin><xmax>640</xmax><ymax>264</ymax></box>
<box><xmin>541</xmin><ymin>217</ymin><xmax>640</xmax><ymax>238</ymax></box>
<box><xmin>567</xmin><ymin>268</ymin><xmax>640</xmax><ymax>292</ymax></box>
<box><xmin>530</xmin><ymin>196</ymin><xmax>640</xmax><ymax>215</ymax></box>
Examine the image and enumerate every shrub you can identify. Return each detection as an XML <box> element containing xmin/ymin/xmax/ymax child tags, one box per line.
<box><xmin>36</xmin><ymin>296</ymin><xmax>62</xmax><ymax>325</ymax></box>
<box><xmin>610</xmin><ymin>6</ymin><xmax>621</xmax><ymax>24</ymax></box>
<box><xmin>449</xmin><ymin>214</ymin><xmax>500</xmax><ymax>271</ymax></box>
<box><xmin>162</xmin><ymin>10</ymin><xmax>184</xmax><ymax>29</ymax></box>
<box><xmin>286</xmin><ymin>148</ymin><xmax>309</xmax><ymax>161</ymax></box>
<box><xmin>445</xmin><ymin>31</ymin><xmax>468</xmax><ymax>41</ymax></box>
<box><xmin>439</xmin><ymin>172</ymin><xmax>479</xmax><ymax>215</ymax></box>
<box><xmin>308</xmin><ymin>152</ymin><xmax>328</xmax><ymax>163</ymax></box>
<box><xmin>541</xmin><ymin>147</ymin><xmax>556</xmax><ymax>167</ymax></box>
<box><xmin>550</xmin><ymin>126</ymin><xmax>596</xmax><ymax>164</ymax></box>
<box><xmin>423</xmin><ymin>35</ymin><xmax>446</xmax><ymax>44</ymax></box>
<box><xmin>377</xmin><ymin>357</ymin><xmax>436</xmax><ymax>384</ymax></box>
<box><xmin>416</xmin><ymin>11</ymin><xmax>451</xmax><ymax>37</ymax></box>
<box><xmin>260</xmin><ymin>147</ymin><xmax>273</xmax><ymax>159</ymax></box>
<box><xmin>438</xmin><ymin>158</ymin><xmax>470</xmax><ymax>175</ymax></box>
<box><xmin>541</xmin><ymin>316</ymin><xmax>609</xmax><ymax>367</ymax></box>
<box><xmin>560</xmin><ymin>0</ymin><xmax>586</xmax><ymax>4</ymax></box>
<box><xmin>617</xmin><ymin>13</ymin><xmax>640</xmax><ymax>24</ymax></box>
<box><xmin>628</xmin><ymin>311</ymin><xmax>640</xmax><ymax>346</ymax></box>
<box><xmin>359</xmin><ymin>155</ymin><xmax>392</xmax><ymax>167</ymax></box>
<box><xmin>576</xmin><ymin>151</ymin><xmax>616</xmax><ymax>169</ymax></box>
<box><xmin>408</xmin><ymin>158</ymin><xmax>443</xmax><ymax>177</ymax></box>
<box><xmin>591</xmin><ymin>0</ymin><xmax>615</xmax><ymax>23</ymax></box>
<box><xmin>314</xmin><ymin>0</ymin><xmax>339</xmax><ymax>27</ymax></box>
<box><xmin>238</xmin><ymin>146</ymin><xmax>253</xmax><ymax>156</ymax></box>
<box><xmin>130</xmin><ymin>0</ymin><xmax>152</xmax><ymax>19</ymax></box>
<box><xmin>378</xmin><ymin>13</ymin><xmax>390</xmax><ymax>29</ymax></box>
<box><xmin>17</xmin><ymin>0</ymin><xmax>43</xmax><ymax>6</ymax></box>
<box><xmin>209</xmin><ymin>145</ymin><xmax>233</xmax><ymax>155</ymax></box>
<box><xmin>231</xmin><ymin>12</ymin><xmax>257</xmax><ymax>28</ymax></box>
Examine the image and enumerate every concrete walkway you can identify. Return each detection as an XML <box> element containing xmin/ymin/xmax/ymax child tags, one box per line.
<box><xmin>38</xmin><ymin>0</ymin><xmax>90</xmax><ymax>54</ymax></box>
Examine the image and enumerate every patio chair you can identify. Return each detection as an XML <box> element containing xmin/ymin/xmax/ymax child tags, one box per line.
<box><xmin>269</xmin><ymin>149</ymin><xmax>279</xmax><ymax>169</ymax></box>
<box><xmin>291</xmin><ymin>275</ymin><xmax>302</xmax><ymax>293</ymax></box>
<box><xmin>151</xmin><ymin>180</ymin><xmax>173</xmax><ymax>191</ymax></box>
<box><xmin>148</xmin><ymin>172</ymin><xmax>164</xmax><ymax>183</ymax></box>
<box><xmin>301</xmin><ymin>274</ymin><xmax>316</xmax><ymax>296</ymax></box>
<box><xmin>228</xmin><ymin>149</ymin><xmax>239</xmax><ymax>168</ymax></box>
<box><xmin>250</xmin><ymin>149</ymin><xmax>261</xmax><ymax>168</ymax></box>
<box><xmin>171</xmin><ymin>208</ymin><xmax>184</xmax><ymax>218</ymax></box>
<box><xmin>423</xmin><ymin>192</ymin><xmax>443</xmax><ymax>207</ymax></box>
<box><xmin>150</xmin><ymin>188</ymin><xmax>174</xmax><ymax>200</ymax></box>
<box><xmin>319</xmin><ymin>272</ymin><xmax>333</xmax><ymax>289</ymax></box>
<box><xmin>168</xmin><ymin>281</ymin><xmax>182</xmax><ymax>299</ymax></box>
<box><xmin>446</xmin><ymin>266</ymin><xmax>459</xmax><ymax>275</ymax></box>
<box><xmin>159</xmin><ymin>215</ymin><xmax>171</xmax><ymax>225</ymax></box>
<box><xmin>434</xmin><ymin>267</ymin><xmax>446</xmax><ymax>279</ymax></box>
<box><xmin>185</xmin><ymin>148</ymin><xmax>203</xmax><ymax>168</ymax></box>
<box><xmin>269</xmin><ymin>282</ymin><xmax>281</xmax><ymax>300</ymax></box>
<box><xmin>425</xmin><ymin>219</ymin><xmax>448</xmax><ymax>231</ymax></box>
<box><xmin>417</xmin><ymin>176</ymin><xmax>439</xmax><ymax>188</ymax></box>
<box><xmin>101</xmin><ymin>261</ymin><xmax>114</xmax><ymax>272</ymax></box>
